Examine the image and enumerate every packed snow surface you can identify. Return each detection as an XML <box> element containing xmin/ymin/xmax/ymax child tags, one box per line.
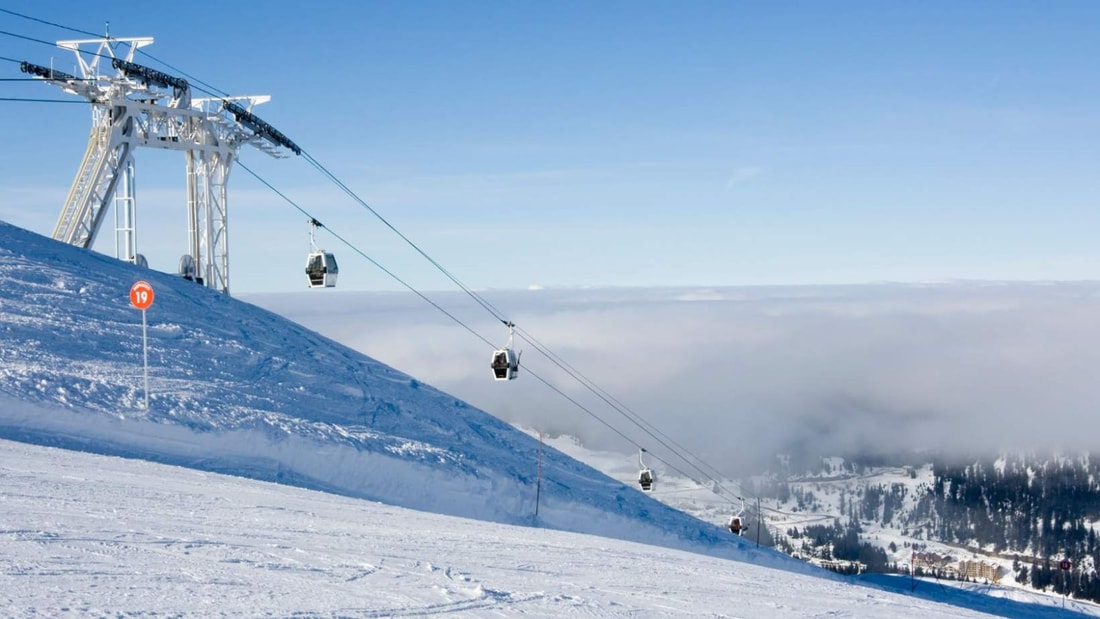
<box><xmin>1</xmin><ymin>438</ymin><xmax>1084</xmax><ymax>618</ymax></box>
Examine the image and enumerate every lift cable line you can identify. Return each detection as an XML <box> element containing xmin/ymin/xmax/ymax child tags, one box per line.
<box><xmin>0</xmin><ymin>7</ymin><xmax>99</xmax><ymax>39</ymax></box>
<box><xmin>4</xmin><ymin>15</ymin><xmax>762</xmax><ymax>519</ymax></box>
<box><xmin>295</xmin><ymin>147</ymin><xmax>756</xmax><ymax>507</ymax></box>
<box><xmin>238</xmin><ymin>158</ymin><xmax>698</xmax><ymax>466</ymax></box>
<box><xmin>293</xmin><ymin>143</ymin><xmax>748</xmax><ymax>497</ymax></box>
<box><xmin>511</xmin><ymin>323</ymin><xmax>752</xmax><ymax>501</ymax></box>
<box><xmin>238</xmin><ymin>158</ymin><xmax>637</xmax><ymax>448</ymax></box>
<box><xmin>236</xmin><ymin>159</ymin><xmax>718</xmax><ymax>485</ymax></box>
<box><xmin>0</xmin><ymin>28</ymin><xmax>59</xmax><ymax>48</ymax></box>
<box><xmin>299</xmin><ymin>151</ymin><xmax>512</xmax><ymax>325</ymax></box>
<box><xmin>293</xmin><ymin>147</ymin><xmax>755</xmax><ymax>503</ymax></box>
<box><xmin>235</xmin><ymin>161</ymin><xmax>494</xmax><ymax>349</ymax></box>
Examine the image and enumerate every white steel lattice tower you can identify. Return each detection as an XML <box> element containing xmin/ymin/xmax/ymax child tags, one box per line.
<box><xmin>22</xmin><ymin>36</ymin><xmax>298</xmax><ymax>295</ymax></box>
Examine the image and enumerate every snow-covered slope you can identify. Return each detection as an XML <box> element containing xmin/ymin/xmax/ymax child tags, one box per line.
<box><xmin>0</xmin><ymin>220</ymin><xmax>777</xmax><ymax>562</ymax></box>
<box><xmin>3</xmin><ymin>436</ymin><xmax>1089</xmax><ymax>618</ymax></box>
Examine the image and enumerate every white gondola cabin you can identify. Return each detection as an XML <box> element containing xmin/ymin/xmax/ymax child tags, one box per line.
<box><xmin>728</xmin><ymin>497</ymin><xmax>746</xmax><ymax>535</ymax></box>
<box><xmin>491</xmin><ymin>348</ymin><xmax>519</xmax><ymax>380</ymax></box>
<box><xmin>305</xmin><ymin>218</ymin><xmax>338</xmax><ymax>288</ymax></box>
<box><xmin>637</xmin><ymin>448</ymin><xmax>655</xmax><ymax>491</ymax></box>
<box><xmin>306</xmin><ymin>251</ymin><xmax>338</xmax><ymax>288</ymax></box>
<box><xmin>491</xmin><ymin>321</ymin><xmax>520</xmax><ymax>381</ymax></box>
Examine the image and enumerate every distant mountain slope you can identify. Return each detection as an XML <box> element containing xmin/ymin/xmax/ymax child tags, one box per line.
<box><xmin>0</xmin><ymin>221</ymin><xmax>784</xmax><ymax>564</ymax></box>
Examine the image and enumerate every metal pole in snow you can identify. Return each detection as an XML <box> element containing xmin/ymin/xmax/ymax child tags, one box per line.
<box><xmin>535</xmin><ymin>431</ymin><xmax>543</xmax><ymax>518</ymax></box>
<box><xmin>129</xmin><ymin>281</ymin><xmax>154</xmax><ymax>410</ymax></box>
<box><xmin>142</xmin><ymin>308</ymin><xmax>149</xmax><ymax>409</ymax></box>
<box><xmin>752</xmin><ymin>499</ymin><xmax>761</xmax><ymax>547</ymax></box>
<box><xmin>911</xmin><ymin>552</ymin><xmax>916</xmax><ymax>591</ymax></box>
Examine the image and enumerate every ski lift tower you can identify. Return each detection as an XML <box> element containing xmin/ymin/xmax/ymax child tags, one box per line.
<box><xmin>21</xmin><ymin>36</ymin><xmax>299</xmax><ymax>295</ymax></box>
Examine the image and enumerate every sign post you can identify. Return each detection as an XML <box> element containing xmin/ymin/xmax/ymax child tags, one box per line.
<box><xmin>1060</xmin><ymin>558</ymin><xmax>1072</xmax><ymax>609</ymax></box>
<box><xmin>129</xmin><ymin>281</ymin><xmax>155</xmax><ymax>409</ymax></box>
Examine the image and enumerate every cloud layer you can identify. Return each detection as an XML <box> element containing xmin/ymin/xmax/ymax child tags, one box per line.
<box><xmin>247</xmin><ymin>282</ymin><xmax>1100</xmax><ymax>473</ymax></box>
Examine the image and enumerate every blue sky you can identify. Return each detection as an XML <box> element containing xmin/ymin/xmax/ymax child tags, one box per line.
<box><xmin>2</xmin><ymin>2</ymin><xmax>1099</xmax><ymax>293</ymax></box>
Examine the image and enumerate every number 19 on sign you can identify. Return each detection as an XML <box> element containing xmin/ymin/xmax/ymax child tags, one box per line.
<box><xmin>129</xmin><ymin>281</ymin><xmax>155</xmax><ymax>409</ymax></box>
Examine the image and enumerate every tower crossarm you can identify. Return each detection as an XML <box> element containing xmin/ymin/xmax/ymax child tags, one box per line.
<box><xmin>56</xmin><ymin>37</ymin><xmax>153</xmax><ymax>81</ymax></box>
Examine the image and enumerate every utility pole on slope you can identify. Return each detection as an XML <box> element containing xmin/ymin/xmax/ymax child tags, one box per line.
<box><xmin>535</xmin><ymin>431</ymin><xmax>543</xmax><ymax>519</ymax></box>
<box><xmin>755</xmin><ymin>497</ymin><xmax>761</xmax><ymax>548</ymax></box>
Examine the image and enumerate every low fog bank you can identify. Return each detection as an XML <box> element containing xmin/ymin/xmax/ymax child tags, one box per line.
<box><xmin>246</xmin><ymin>282</ymin><xmax>1100</xmax><ymax>474</ymax></box>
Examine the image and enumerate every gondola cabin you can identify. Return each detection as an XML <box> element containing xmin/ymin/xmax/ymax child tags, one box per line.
<box><xmin>306</xmin><ymin>251</ymin><xmax>339</xmax><ymax>288</ymax></box>
<box><xmin>638</xmin><ymin>468</ymin><xmax>654</xmax><ymax>491</ymax></box>
<box><xmin>728</xmin><ymin>515</ymin><xmax>743</xmax><ymax>535</ymax></box>
<box><xmin>491</xmin><ymin>348</ymin><xmax>519</xmax><ymax>380</ymax></box>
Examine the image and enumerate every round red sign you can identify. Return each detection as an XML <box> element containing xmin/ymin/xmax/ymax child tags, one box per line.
<box><xmin>129</xmin><ymin>281</ymin><xmax>155</xmax><ymax>310</ymax></box>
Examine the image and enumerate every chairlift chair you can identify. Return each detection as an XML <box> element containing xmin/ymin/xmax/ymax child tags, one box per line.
<box><xmin>491</xmin><ymin>321</ymin><xmax>520</xmax><ymax>380</ymax></box>
<box><xmin>637</xmin><ymin>449</ymin><xmax>655</xmax><ymax>491</ymax></box>
<box><xmin>305</xmin><ymin>218</ymin><xmax>338</xmax><ymax>288</ymax></box>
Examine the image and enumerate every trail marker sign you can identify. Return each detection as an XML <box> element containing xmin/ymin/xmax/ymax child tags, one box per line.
<box><xmin>129</xmin><ymin>280</ymin><xmax>154</xmax><ymax>409</ymax></box>
<box><xmin>130</xmin><ymin>281</ymin><xmax>154</xmax><ymax>310</ymax></box>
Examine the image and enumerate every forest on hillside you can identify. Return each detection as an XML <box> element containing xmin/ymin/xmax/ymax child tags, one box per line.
<box><xmin>762</xmin><ymin>452</ymin><xmax>1100</xmax><ymax>602</ymax></box>
<box><xmin>919</xmin><ymin>454</ymin><xmax>1100</xmax><ymax>601</ymax></box>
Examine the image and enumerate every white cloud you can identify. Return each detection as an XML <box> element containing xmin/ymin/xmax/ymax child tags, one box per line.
<box><xmin>247</xmin><ymin>281</ymin><xmax>1100</xmax><ymax>473</ymax></box>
